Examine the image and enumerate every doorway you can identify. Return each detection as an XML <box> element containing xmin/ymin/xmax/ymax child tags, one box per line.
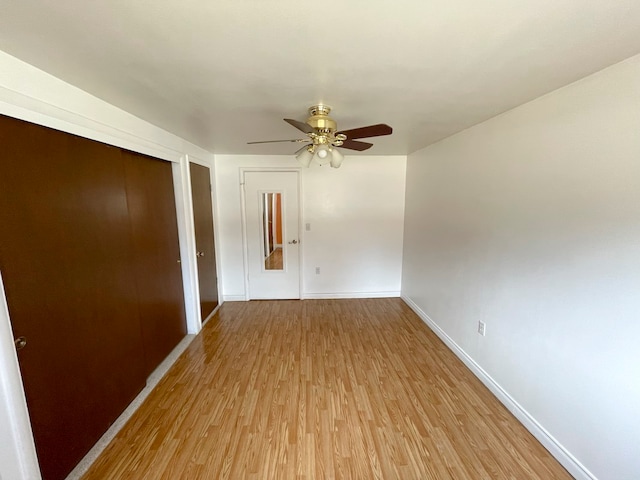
<box><xmin>243</xmin><ymin>170</ymin><xmax>301</xmax><ymax>299</ymax></box>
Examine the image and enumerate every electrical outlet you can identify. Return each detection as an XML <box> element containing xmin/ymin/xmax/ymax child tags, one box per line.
<box><xmin>315</xmin><ymin>267</ymin><xmax>320</xmax><ymax>274</ymax></box>
<box><xmin>306</xmin><ymin>223</ymin><xmax>311</xmax><ymax>231</ymax></box>
<box><xmin>477</xmin><ymin>321</ymin><xmax>486</xmax><ymax>336</ymax></box>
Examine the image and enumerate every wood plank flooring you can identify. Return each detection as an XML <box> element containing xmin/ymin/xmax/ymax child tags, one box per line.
<box><xmin>81</xmin><ymin>298</ymin><xmax>572</xmax><ymax>479</ymax></box>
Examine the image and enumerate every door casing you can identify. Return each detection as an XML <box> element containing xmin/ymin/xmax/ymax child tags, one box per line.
<box><xmin>190</xmin><ymin>162</ymin><xmax>219</xmax><ymax>320</ymax></box>
<box><xmin>240</xmin><ymin>168</ymin><xmax>303</xmax><ymax>300</ymax></box>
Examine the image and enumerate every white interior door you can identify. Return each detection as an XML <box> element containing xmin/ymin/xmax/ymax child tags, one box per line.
<box><xmin>244</xmin><ymin>171</ymin><xmax>300</xmax><ymax>299</ymax></box>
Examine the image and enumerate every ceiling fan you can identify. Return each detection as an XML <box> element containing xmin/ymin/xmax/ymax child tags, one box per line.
<box><xmin>247</xmin><ymin>105</ymin><xmax>393</xmax><ymax>168</ymax></box>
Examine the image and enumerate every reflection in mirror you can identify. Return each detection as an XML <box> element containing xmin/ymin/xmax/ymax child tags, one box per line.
<box><xmin>262</xmin><ymin>192</ymin><xmax>283</xmax><ymax>270</ymax></box>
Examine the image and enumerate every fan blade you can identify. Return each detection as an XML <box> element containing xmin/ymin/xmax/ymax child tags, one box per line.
<box><xmin>338</xmin><ymin>123</ymin><xmax>392</xmax><ymax>139</ymax></box>
<box><xmin>340</xmin><ymin>139</ymin><xmax>373</xmax><ymax>151</ymax></box>
<box><xmin>247</xmin><ymin>139</ymin><xmax>307</xmax><ymax>144</ymax></box>
<box><xmin>284</xmin><ymin>118</ymin><xmax>314</xmax><ymax>134</ymax></box>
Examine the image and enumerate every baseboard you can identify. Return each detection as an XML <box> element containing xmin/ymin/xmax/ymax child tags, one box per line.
<box><xmin>223</xmin><ymin>293</ymin><xmax>401</xmax><ymax>301</ymax></box>
<box><xmin>401</xmin><ymin>295</ymin><xmax>596</xmax><ymax>480</ymax></box>
<box><xmin>201</xmin><ymin>304</ymin><xmax>221</xmax><ymax>326</ymax></box>
<box><xmin>303</xmin><ymin>291</ymin><xmax>401</xmax><ymax>299</ymax></box>
<box><xmin>222</xmin><ymin>295</ymin><xmax>248</xmax><ymax>302</ymax></box>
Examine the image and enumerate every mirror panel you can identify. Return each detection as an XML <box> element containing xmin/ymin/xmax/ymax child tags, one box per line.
<box><xmin>261</xmin><ymin>192</ymin><xmax>283</xmax><ymax>270</ymax></box>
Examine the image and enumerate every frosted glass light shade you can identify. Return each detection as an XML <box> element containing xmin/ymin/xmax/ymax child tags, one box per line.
<box><xmin>329</xmin><ymin>147</ymin><xmax>344</xmax><ymax>168</ymax></box>
<box><xmin>313</xmin><ymin>145</ymin><xmax>330</xmax><ymax>166</ymax></box>
<box><xmin>296</xmin><ymin>146</ymin><xmax>314</xmax><ymax>167</ymax></box>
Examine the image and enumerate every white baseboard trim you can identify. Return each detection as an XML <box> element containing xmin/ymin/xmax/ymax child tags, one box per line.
<box><xmin>201</xmin><ymin>304</ymin><xmax>222</xmax><ymax>327</ymax></box>
<box><xmin>303</xmin><ymin>291</ymin><xmax>401</xmax><ymax>300</ymax></box>
<box><xmin>222</xmin><ymin>295</ymin><xmax>248</xmax><ymax>302</ymax></box>
<box><xmin>401</xmin><ymin>295</ymin><xmax>596</xmax><ymax>480</ymax></box>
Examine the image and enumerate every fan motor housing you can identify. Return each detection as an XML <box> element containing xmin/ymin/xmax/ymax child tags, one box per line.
<box><xmin>307</xmin><ymin>104</ymin><xmax>336</xmax><ymax>132</ymax></box>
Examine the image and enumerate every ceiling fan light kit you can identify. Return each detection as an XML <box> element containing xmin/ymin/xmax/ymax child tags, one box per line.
<box><xmin>329</xmin><ymin>146</ymin><xmax>344</xmax><ymax>168</ymax></box>
<box><xmin>248</xmin><ymin>104</ymin><xmax>392</xmax><ymax>169</ymax></box>
<box><xmin>295</xmin><ymin>145</ymin><xmax>314</xmax><ymax>167</ymax></box>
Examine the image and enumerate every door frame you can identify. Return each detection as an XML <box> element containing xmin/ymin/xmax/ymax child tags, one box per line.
<box><xmin>174</xmin><ymin>155</ymin><xmax>223</xmax><ymax>331</ymax></box>
<box><xmin>189</xmin><ymin>161</ymin><xmax>220</xmax><ymax>320</ymax></box>
<box><xmin>239</xmin><ymin>168</ymin><xmax>303</xmax><ymax>301</ymax></box>
<box><xmin>0</xmin><ymin>272</ymin><xmax>40</xmax><ymax>480</ymax></box>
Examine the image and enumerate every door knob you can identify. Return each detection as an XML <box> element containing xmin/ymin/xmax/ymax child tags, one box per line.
<box><xmin>288</xmin><ymin>240</ymin><xmax>298</xmax><ymax>245</ymax></box>
<box><xmin>196</xmin><ymin>251</ymin><xmax>205</xmax><ymax>257</ymax></box>
<box><xmin>14</xmin><ymin>336</ymin><xmax>27</xmax><ymax>351</ymax></box>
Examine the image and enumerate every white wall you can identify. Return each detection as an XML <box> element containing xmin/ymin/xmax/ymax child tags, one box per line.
<box><xmin>215</xmin><ymin>155</ymin><xmax>406</xmax><ymax>300</ymax></box>
<box><xmin>0</xmin><ymin>50</ymin><xmax>216</xmax><ymax>480</ymax></box>
<box><xmin>402</xmin><ymin>54</ymin><xmax>640</xmax><ymax>480</ymax></box>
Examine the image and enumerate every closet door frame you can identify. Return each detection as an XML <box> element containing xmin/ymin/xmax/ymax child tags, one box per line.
<box><xmin>0</xmin><ymin>126</ymin><xmax>210</xmax><ymax>480</ymax></box>
<box><xmin>0</xmin><ymin>57</ymin><xmax>213</xmax><ymax>479</ymax></box>
<box><xmin>189</xmin><ymin>161</ymin><xmax>220</xmax><ymax>321</ymax></box>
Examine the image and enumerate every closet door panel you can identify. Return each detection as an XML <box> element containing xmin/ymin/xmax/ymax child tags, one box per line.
<box><xmin>189</xmin><ymin>163</ymin><xmax>218</xmax><ymax>320</ymax></box>
<box><xmin>123</xmin><ymin>150</ymin><xmax>187</xmax><ymax>375</ymax></box>
<box><xmin>0</xmin><ymin>115</ymin><xmax>147</xmax><ymax>480</ymax></box>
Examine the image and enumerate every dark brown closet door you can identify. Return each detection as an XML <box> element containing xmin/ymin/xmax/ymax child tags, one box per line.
<box><xmin>189</xmin><ymin>163</ymin><xmax>218</xmax><ymax>320</ymax></box>
<box><xmin>0</xmin><ymin>116</ymin><xmax>147</xmax><ymax>480</ymax></box>
<box><xmin>123</xmin><ymin>150</ymin><xmax>187</xmax><ymax>375</ymax></box>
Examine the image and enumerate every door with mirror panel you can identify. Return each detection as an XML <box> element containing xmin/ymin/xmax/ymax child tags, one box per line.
<box><xmin>244</xmin><ymin>171</ymin><xmax>300</xmax><ymax>299</ymax></box>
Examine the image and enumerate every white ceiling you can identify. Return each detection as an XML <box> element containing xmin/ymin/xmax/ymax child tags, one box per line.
<box><xmin>1</xmin><ymin>1</ymin><xmax>640</xmax><ymax>155</ymax></box>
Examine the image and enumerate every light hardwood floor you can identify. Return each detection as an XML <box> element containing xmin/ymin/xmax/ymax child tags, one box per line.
<box><xmin>82</xmin><ymin>298</ymin><xmax>572</xmax><ymax>479</ymax></box>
